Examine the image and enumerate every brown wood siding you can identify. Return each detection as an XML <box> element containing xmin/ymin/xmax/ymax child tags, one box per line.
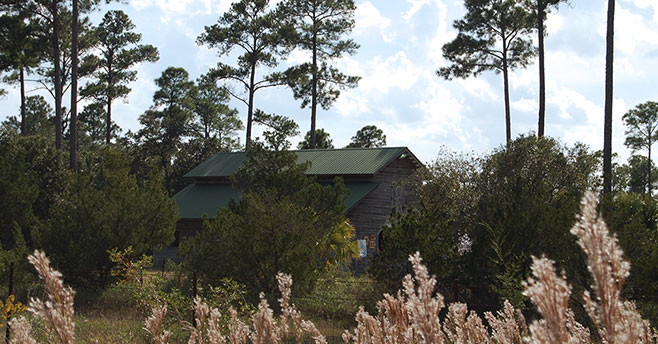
<box><xmin>176</xmin><ymin>219</ymin><xmax>204</xmax><ymax>243</ymax></box>
<box><xmin>347</xmin><ymin>157</ymin><xmax>418</xmax><ymax>259</ymax></box>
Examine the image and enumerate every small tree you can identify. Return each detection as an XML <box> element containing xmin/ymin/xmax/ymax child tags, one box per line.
<box><xmin>346</xmin><ymin>125</ymin><xmax>386</xmax><ymax>148</ymax></box>
<box><xmin>1</xmin><ymin>95</ymin><xmax>54</xmax><ymax>137</ymax></box>
<box><xmin>190</xmin><ymin>74</ymin><xmax>242</xmax><ymax>149</ymax></box>
<box><xmin>622</xmin><ymin>101</ymin><xmax>658</xmax><ymax>195</ymax></box>
<box><xmin>34</xmin><ymin>148</ymin><xmax>178</xmax><ymax>287</ymax></box>
<box><xmin>297</xmin><ymin>128</ymin><xmax>333</xmax><ymax>149</ymax></box>
<box><xmin>180</xmin><ymin>143</ymin><xmax>349</xmax><ymax>298</ymax></box>
<box><xmin>135</xmin><ymin>67</ymin><xmax>196</xmax><ymax>193</ymax></box>
<box><xmin>438</xmin><ymin>0</ymin><xmax>535</xmax><ymax>144</ymax></box>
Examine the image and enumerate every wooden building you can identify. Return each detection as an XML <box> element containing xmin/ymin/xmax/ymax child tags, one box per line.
<box><xmin>159</xmin><ymin>147</ymin><xmax>422</xmax><ymax>270</ymax></box>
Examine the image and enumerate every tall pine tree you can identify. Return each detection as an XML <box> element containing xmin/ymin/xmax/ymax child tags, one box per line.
<box><xmin>603</xmin><ymin>0</ymin><xmax>615</xmax><ymax>198</ymax></box>
<box><xmin>82</xmin><ymin>9</ymin><xmax>159</xmax><ymax>145</ymax></box>
<box><xmin>0</xmin><ymin>11</ymin><xmax>45</xmax><ymax>136</ymax></box>
<box><xmin>438</xmin><ymin>0</ymin><xmax>535</xmax><ymax>144</ymax></box>
<box><xmin>197</xmin><ymin>0</ymin><xmax>288</xmax><ymax>147</ymax></box>
<box><xmin>280</xmin><ymin>0</ymin><xmax>360</xmax><ymax>149</ymax></box>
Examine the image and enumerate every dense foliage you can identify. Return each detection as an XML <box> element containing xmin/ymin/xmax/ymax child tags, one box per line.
<box><xmin>374</xmin><ymin>136</ymin><xmax>599</xmax><ymax>312</ymax></box>
<box><xmin>180</xmin><ymin>143</ymin><xmax>351</xmax><ymax>299</ymax></box>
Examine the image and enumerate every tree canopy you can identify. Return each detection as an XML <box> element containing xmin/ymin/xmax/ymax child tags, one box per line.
<box><xmin>623</xmin><ymin>101</ymin><xmax>658</xmax><ymax>194</ymax></box>
<box><xmin>438</xmin><ymin>0</ymin><xmax>535</xmax><ymax>144</ymax></box>
<box><xmin>346</xmin><ymin>125</ymin><xmax>386</xmax><ymax>148</ymax></box>
<box><xmin>298</xmin><ymin>128</ymin><xmax>333</xmax><ymax>149</ymax></box>
<box><xmin>280</xmin><ymin>0</ymin><xmax>360</xmax><ymax>149</ymax></box>
<box><xmin>197</xmin><ymin>0</ymin><xmax>289</xmax><ymax>147</ymax></box>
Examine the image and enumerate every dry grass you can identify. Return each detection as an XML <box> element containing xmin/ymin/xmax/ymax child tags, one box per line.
<box><xmin>9</xmin><ymin>192</ymin><xmax>658</xmax><ymax>343</ymax></box>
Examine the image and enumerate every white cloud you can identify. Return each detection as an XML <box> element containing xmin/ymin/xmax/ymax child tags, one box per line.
<box><xmin>546</xmin><ymin>85</ymin><xmax>627</xmax><ymax>155</ymax></box>
<box><xmin>545</xmin><ymin>12</ymin><xmax>564</xmax><ymax>35</ymax></box>
<box><xmin>355</xmin><ymin>2</ymin><xmax>395</xmax><ymax>42</ymax></box>
<box><xmin>544</xmin><ymin>50</ymin><xmax>603</xmax><ymax>87</ymax></box>
<box><xmin>457</xmin><ymin>77</ymin><xmax>497</xmax><ymax>100</ymax></box>
<box><xmin>131</xmin><ymin>0</ymin><xmax>233</xmax><ymax>23</ymax></box>
<box><xmin>614</xmin><ymin>5</ymin><xmax>658</xmax><ymax>57</ymax></box>
<box><xmin>423</xmin><ymin>0</ymin><xmax>452</xmax><ymax>66</ymax></box>
<box><xmin>511</xmin><ymin>66</ymin><xmax>538</xmax><ymax>90</ymax></box>
<box><xmin>512</xmin><ymin>98</ymin><xmax>538</xmax><ymax>113</ymax></box>
<box><xmin>334</xmin><ymin>92</ymin><xmax>369</xmax><ymax>116</ymax></box>
<box><xmin>358</xmin><ymin>51</ymin><xmax>424</xmax><ymax>94</ymax></box>
<box><xmin>403</xmin><ymin>0</ymin><xmax>432</xmax><ymax>20</ymax></box>
<box><xmin>628</xmin><ymin>0</ymin><xmax>658</xmax><ymax>23</ymax></box>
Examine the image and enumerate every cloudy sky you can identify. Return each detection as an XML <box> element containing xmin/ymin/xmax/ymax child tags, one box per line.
<box><xmin>2</xmin><ymin>0</ymin><xmax>658</xmax><ymax>164</ymax></box>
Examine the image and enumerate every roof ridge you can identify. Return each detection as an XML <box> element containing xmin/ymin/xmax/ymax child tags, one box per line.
<box><xmin>292</xmin><ymin>146</ymin><xmax>406</xmax><ymax>152</ymax></box>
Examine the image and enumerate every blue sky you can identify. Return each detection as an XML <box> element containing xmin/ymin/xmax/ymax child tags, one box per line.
<box><xmin>2</xmin><ymin>0</ymin><xmax>658</xmax><ymax>165</ymax></box>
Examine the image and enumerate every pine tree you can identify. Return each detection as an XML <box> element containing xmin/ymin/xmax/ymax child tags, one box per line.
<box><xmin>622</xmin><ymin>102</ymin><xmax>658</xmax><ymax>195</ymax></box>
<box><xmin>603</xmin><ymin>0</ymin><xmax>615</xmax><ymax>197</ymax></box>
<box><xmin>528</xmin><ymin>0</ymin><xmax>567</xmax><ymax>138</ymax></box>
<box><xmin>280</xmin><ymin>0</ymin><xmax>360</xmax><ymax>149</ymax></box>
<box><xmin>0</xmin><ymin>11</ymin><xmax>45</xmax><ymax>136</ymax></box>
<box><xmin>438</xmin><ymin>0</ymin><xmax>535</xmax><ymax>144</ymax></box>
<box><xmin>81</xmin><ymin>10</ymin><xmax>159</xmax><ymax>145</ymax></box>
<box><xmin>197</xmin><ymin>0</ymin><xmax>288</xmax><ymax>147</ymax></box>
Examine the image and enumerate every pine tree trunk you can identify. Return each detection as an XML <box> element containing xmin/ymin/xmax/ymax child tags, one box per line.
<box><xmin>310</xmin><ymin>30</ymin><xmax>318</xmax><ymax>149</ymax></box>
<box><xmin>52</xmin><ymin>0</ymin><xmax>63</xmax><ymax>150</ymax></box>
<box><xmin>648</xmin><ymin>144</ymin><xmax>652</xmax><ymax>195</ymax></box>
<box><xmin>246</xmin><ymin>59</ymin><xmax>256</xmax><ymax>148</ymax></box>
<box><xmin>603</xmin><ymin>0</ymin><xmax>615</xmax><ymax>195</ymax></box>
<box><xmin>502</xmin><ymin>59</ymin><xmax>512</xmax><ymax>145</ymax></box>
<box><xmin>20</xmin><ymin>66</ymin><xmax>26</xmax><ymax>135</ymax></box>
<box><xmin>537</xmin><ymin>0</ymin><xmax>546</xmax><ymax>138</ymax></box>
<box><xmin>70</xmin><ymin>0</ymin><xmax>79</xmax><ymax>171</ymax></box>
<box><xmin>106</xmin><ymin>95</ymin><xmax>112</xmax><ymax>144</ymax></box>
<box><xmin>106</xmin><ymin>56</ymin><xmax>113</xmax><ymax>144</ymax></box>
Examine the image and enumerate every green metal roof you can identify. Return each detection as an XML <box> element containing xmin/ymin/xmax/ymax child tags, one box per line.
<box><xmin>173</xmin><ymin>181</ymin><xmax>379</xmax><ymax>219</ymax></box>
<box><xmin>173</xmin><ymin>183</ymin><xmax>239</xmax><ymax>219</ymax></box>
<box><xmin>185</xmin><ymin>147</ymin><xmax>417</xmax><ymax>178</ymax></box>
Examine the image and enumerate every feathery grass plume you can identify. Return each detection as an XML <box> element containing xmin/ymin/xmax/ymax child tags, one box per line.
<box><xmin>187</xmin><ymin>296</ymin><xmax>226</xmax><ymax>344</ymax></box>
<box><xmin>206</xmin><ymin>308</ymin><xmax>226</xmax><ymax>344</ymax></box>
<box><xmin>301</xmin><ymin>320</ymin><xmax>328</xmax><ymax>344</ymax></box>
<box><xmin>26</xmin><ymin>250</ymin><xmax>76</xmax><ymax>344</ymax></box>
<box><xmin>250</xmin><ymin>293</ymin><xmax>280</xmax><ymax>344</ymax></box>
<box><xmin>346</xmin><ymin>306</ymin><xmax>384</xmax><ymax>344</ymax></box>
<box><xmin>277</xmin><ymin>272</ymin><xmax>303</xmax><ymax>343</ymax></box>
<box><xmin>145</xmin><ymin>305</ymin><xmax>171</xmax><ymax>344</ymax></box>
<box><xmin>443</xmin><ymin>303</ymin><xmax>468</xmax><ymax>343</ymax></box>
<box><xmin>404</xmin><ymin>252</ymin><xmax>446</xmax><ymax>343</ymax></box>
<box><xmin>565</xmin><ymin>309</ymin><xmax>590</xmax><ymax>344</ymax></box>
<box><xmin>8</xmin><ymin>316</ymin><xmax>37</xmax><ymax>344</ymax></box>
<box><xmin>378</xmin><ymin>292</ymin><xmax>411</xmax><ymax>342</ymax></box>
<box><xmin>571</xmin><ymin>191</ymin><xmax>650</xmax><ymax>343</ymax></box>
<box><xmin>484</xmin><ymin>300</ymin><xmax>526</xmax><ymax>344</ymax></box>
<box><xmin>465</xmin><ymin>311</ymin><xmax>490</xmax><ymax>343</ymax></box>
<box><xmin>228</xmin><ymin>308</ymin><xmax>249</xmax><ymax>344</ymax></box>
<box><xmin>522</xmin><ymin>256</ymin><xmax>572</xmax><ymax>344</ymax></box>
<box><xmin>443</xmin><ymin>302</ymin><xmax>491</xmax><ymax>344</ymax></box>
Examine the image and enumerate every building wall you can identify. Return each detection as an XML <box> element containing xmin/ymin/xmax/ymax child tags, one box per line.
<box><xmin>347</xmin><ymin>156</ymin><xmax>418</xmax><ymax>271</ymax></box>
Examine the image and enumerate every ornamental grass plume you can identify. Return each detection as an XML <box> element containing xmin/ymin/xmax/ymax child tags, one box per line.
<box><xmin>483</xmin><ymin>300</ymin><xmax>527</xmax><ymax>344</ymax></box>
<box><xmin>522</xmin><ymin>256</ymin><xmax>573</xmax><ymax>344</ymax></box>
<box><xmin>187</xmin><ymin>296</ymin><xmax>225</xmax><ymax>344</ymax></box>
<box><xmin>571</xmin><ymin>191</ymin><xmax>652</xmax><ymax>343</ymax></box>
<box><xmin>144</xmin><ymin>304</ymin><xmax>171</xmax><ymax>344</ymax></box>
<box><xmin>24</xmin><ymin>250</ymin><xmax>76</xmax><ymax>344</ymax></box>
<box><xmin>278</xmin><ymin>272</ymin><xmax>303</xmax><ymax>343</ymax></box>
<box><xmin>8</xmin><ymin>316</ymin><xmax>37</xmax><ymax>344</ymax></box>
